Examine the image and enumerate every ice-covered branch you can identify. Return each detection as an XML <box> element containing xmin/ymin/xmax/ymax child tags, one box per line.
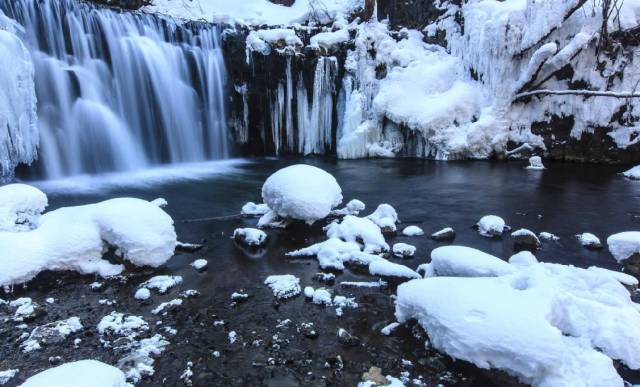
<box><xmin>514</xmin><ymin>89</ymin><xmax>640</xmax><ymax>101</ymax></box>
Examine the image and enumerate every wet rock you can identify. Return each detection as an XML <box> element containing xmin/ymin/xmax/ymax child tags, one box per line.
<box><xmin>299</xmin><ymin>322</ymin><xmax>319</xmax><ymax>339</ymax></box>
<box><xmin>622</xmin><ymin>253</ymin><xmax>640</xmax><ymax>277</ymax></box>
<box><xmin>431</xmin><ymin>227</ymin><xmax>456</xmax><ymax>241</ymax></box>
<box><xmin>337</xmin><ymin>328</ymin><xmax>360</xmax><ymax>346</ymax></box>
<box><xmin>362</xmin><ymin>366</ymin><xmax>389</xmax><ymax>386</ymax></box>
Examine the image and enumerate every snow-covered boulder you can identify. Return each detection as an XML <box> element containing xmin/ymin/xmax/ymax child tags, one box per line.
<box><xmin>21</xmin><ymin>360</ymin><xmax>128</xmax><ymax>387</ymax></box>
<box><xmin>476</xmin><ymin>215</ymin><xmax>508</xmax><ymax>237</ymax></box>
<box><xmin>396</xmin><ymin>260</ymin><xmax>640</xmax><ymax>387</ymax></box>
<box><xmin>576</xmin><ymin>232</ymin><xmax>603</xmax><ymax>249</ymax></box>
<box><xmin>526</xmin><ymin>156</ymin><xmax>545</xmax><ymax>170</ymax></box>
<box><xmin>0</xmin><ymin>196</ymin><xmax>177</xmax><ymax>287</ymax></box>
<box><xmin>401</xmin><ymin>225</ymin><xmax>424</xmax><ymax>236</ymax></box>
<box><xmin>511</xmin><ymin>228</ymin><xmax>541</xmax><ymax>250</ymax></box>
<box><xmin>325</xmin><ymin>215</ymin><xmax>389</xmax><ymax>253</ymax></box>
<box><xmin>539</xmin><ymin>232</ymin><xmax>559</xmax><ymax>241</ymax></box>
<box><xmin>331</xmin><ymin>199</ymin><xmax>365</xmax><ymax>216</ymax></box>
<box><xmin>233</xmin><ymin>228</ymin><xmax>267</xmax><ymax>246</ymax></box>
<box><xmin>622</xmin><ymin>165</ymin><xmax>640</xmax><ymax>180</ymax></box>
<box><xmin>608</xmin><ymin>232</ymin><xmax>640</xmax><ymax>275</ymax></box>
<box><xmin>367</xmin><ymin>204</ymin><xmax>399</xmax><ymax>233</ymax></box>
<box><xmin>431</xmin><ymin>227</ymin><xmax>455</xmax><ymax>241</ymax></box>
<box><xmin>260</xmin><ymin>164</ymin><xmax>342</xmax><ymax>225</ymax></box>
<box><xmin>369</xmin><ymin>258</ymin><xmax>420</xmax><ymax>279</ymax></box>
<box><xmin>392</xmin><ymin>243</ymin><xmax>416</xmax><ymax>258</ymax></box>
<box><xmin>0</xmin><ymin>184</ymin><xmax>47</xmax><ymax>232</ymax></box>
<box><xmin>424</xmin><ymin>246</ymin><xmax>515</xmax><ymax>278</ymax></box>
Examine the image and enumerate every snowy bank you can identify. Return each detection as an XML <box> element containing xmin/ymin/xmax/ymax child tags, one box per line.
<box><xmin>21</xmin><ymin>360</ymin><xmax>128</xmax><ymax>387</ymax></box>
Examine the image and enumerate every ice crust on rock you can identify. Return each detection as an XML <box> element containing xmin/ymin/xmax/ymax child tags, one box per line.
<box><xmin>396</xmin><ymin>245</ymin><xmax>640</xmax><ymax>387</ymax></box>
<box><xmin>260</xmin><ymin>164</ymin><xmax>343</xmax><ymax>225</ymax></box>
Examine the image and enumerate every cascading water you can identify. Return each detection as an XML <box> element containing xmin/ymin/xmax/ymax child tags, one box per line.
<box><xmin>1</xmin><ymin>0</ymin><xmax>229</xmax><ymax>180</ymax></box>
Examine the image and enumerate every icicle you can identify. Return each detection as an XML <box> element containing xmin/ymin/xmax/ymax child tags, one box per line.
<box><xmin>234</xmin><ymin>83</ymin><xmax>249</xmax><ymax>144</ymax></box>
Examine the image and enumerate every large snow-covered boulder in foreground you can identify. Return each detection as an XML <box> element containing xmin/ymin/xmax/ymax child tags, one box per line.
<box><xmin>0</xmin><ymin>190</ymin><xmax>177</xmax><ymax>286</ymax></box>
<box><xmin>0</xmin><ymin>184</ymin><xmax>47</xmax><ymax>232</ymax></box>
<box><xmin>396</xmin><ymin>246</ymin><xmax>640</xmax><ymax>387</ymax></box>
<box><xmin>608</xmin><ymin>231</ymin><xmax>640</xmax><ymax>275</ymax></box>
<box><xmin>21</xmin><ymin>359</ymin><xmax>128</xmax><ymax>387</ymax></box>
<box><xmin>260</xmin><ymin>164</ymin><xmax>342</xmax><ymax>225</ymax></box>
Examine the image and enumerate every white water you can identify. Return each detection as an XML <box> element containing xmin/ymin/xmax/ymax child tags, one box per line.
<box><xmin>1</xmin><ymin>0</ymin><xmax>229</xmax><ymax>180</ymax></box>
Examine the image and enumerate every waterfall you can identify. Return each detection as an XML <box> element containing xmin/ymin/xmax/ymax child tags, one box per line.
<box><xmin>0</xmin><ymin>0</ymin><xmax>229</xmax><ymax>179</ymax></box>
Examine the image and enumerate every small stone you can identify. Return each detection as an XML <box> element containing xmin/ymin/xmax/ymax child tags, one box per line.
<box><xmin>362</xmin><ymin>366</ymin><xmax>389</xmax><ymax>386</ymax></box>
<box><xmin>300</xmin><ymin>322</ymin><xmax>319</xmax><ymax>339</ymax></box>
<box><xmin>337</xmin><ymin>328</ymin><xmax>360</xmax><ymax>346</ymax></box>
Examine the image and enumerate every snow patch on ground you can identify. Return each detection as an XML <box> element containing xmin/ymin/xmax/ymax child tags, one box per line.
<box><xmin>265</xmin><ymin>274</ymin><xmax>301</xmax><ymax>299</ymax></box>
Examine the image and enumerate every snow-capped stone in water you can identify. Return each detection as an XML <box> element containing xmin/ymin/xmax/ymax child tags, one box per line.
<box><xmin>311</xmin><ymin>288</ymin><xmax>333</xmax><ymax>306</ymax></box>
<box><xmin>0</xmin><ymin>184</ymin><xmax>47</xmax><ymax>232</ymax></box>
<box><xmin>331</xmin><ymin>199</ymin><xmax>366</xmax><ymax>216</ymax></box>
<box><xmin>577</xmin><ymin>233</ymin><xmax>603</xmax><ymax>249</ymax></box>
<box><xmin>0</xmin><ymin>369</ymin><xmax>18</xmax><ymax>385</ymax></box>
<box><xmin>526</xmin><ymin>156</ymin><xmax>545</xmax><ymax>170</ymax></box>
<box><xmin>21</xmin><ymin>360</ymin><xmax>128</xmax><ymax>387</ymax></box>
<box><xmin>233</xmin><ymin>228</ymin><xmax>267</xmax><ymax>246</ymax></box>
<box><xmin>134</xmin><ymin>288</ymin><xmax>151</xmax><ymax>301</ymax></box>
<box><xmin>511</xmin><ymin>228</ymin><xmax>541</xmax><ymax>250</ymax></box>
<box><xmin>431</xmin><ymin>227</ymin><xmax>456</xmax><ymax>241</ymax></box>
<box><xmin>140</xmin><ymin>275</ymin><xmax>183</xmax><ymax>294</ymax></box>
<box><xmin>423</xmin><ymin>246</ymin><xmax>515</xmax><ymax>278</ymax></box>
<box><xmin>0</xmin><ymin>195</ymin><xmax>178</xmax><ymax>287</ymax></box>
<box><xmin>241</xmin><ymin>202</ymin><xmax>270</xmax><ymax>216</ymax></box>
<box><xmin>231</xmin><ymin>292</ymin><xmax>249</xmax><ymax>302</ymax></box>
<box><xmin>622</xmin><ymin>165</ymin><xmax>640</xmax><ymax>180</ymax></box>
<box><xmin>259</xmin><ymin>164</ymin><xmax>343</xmax><ymax>225</ymax></box>
<box><xmin>303</xmin><ymin>286</ymin><xmax>315</xmax><ymax>298</ymax></box>
<box><xmin>476</xmin><ymin>215</ymin><xmax>507</xmax><ymax>237</ymax></box>
<box><xmin>392</xmin><ymin>243</ymin><xmax>416</xmax><ymax>258</ymax></box>
<box><xmin>190</xmin><ymin>258</ymin><xmax>208</xmax><ymax>271</ymax></box>
<box><xmin>367</xmin><ymin>204</ymin><xmax>399</xmax><ymax>233</ymax></box>
<box><xmin>175</xmin><ymin>241</ymin><xmax>204</xmax><ymax>253</ymax></box>
<box><xmin>395</xmin><ymin>253</ymin><xmax>640</xmax><ymax>387</ymax></box>
<box><xmin>150</xmin><ymin>198</ymin><xmax>168</xmax><ymax>208</ymax></box>
<box><xmin>325</xmin><ymin>215</ymin><xmax>389</xmax><ymax>253</ymax></box>
<box><xmin>264</xmin><ymin>274</ymin><xmax>301</xmax><ymax>299</ymax></box>
<box><xmin>151</xmin><ymin>298</ymin><xmax>182</xmax><ymax>315</ymax></box>
<box><xmin>508</xmin><ymin>251</ymin><xmax>539</xmax><ymax>269</ymax></box>
<box><xmin>539</xmin><ymin>232</ymin><xmax>560</xmax><ymax>241</ymax></box>
<box><xmin>369</xmin><ymin>258</ymin><xmax>420</xmax><ymax>279</ymax></box>
<box><xmin>607</xmin><ymin>232</ymin><xmax>640</xmax><ymax>276</ymax></box>
<box><xmin>402</xmin><ymin>225</ymin><xmax>424</xmax><ymax>236</ymax></box>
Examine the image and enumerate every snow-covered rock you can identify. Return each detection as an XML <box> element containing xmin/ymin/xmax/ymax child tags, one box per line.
<box><xmin>310</xmin><ymin>29</ymin><xmax>350</xmax><ymax>51</ymax></box>
<box><xmin>577</xmin><ymin>232</ymin><xmax>603</xmax><ymax>249</ymax></box>
<box><xmin>511</xmin><ymin>228</ymin><xmax>541</xmax><ymax>250</ymax></box>
<box><xmin>21</xmin><ymin>317</ymin><xmax>83</xmax><ymax>352</ymax></box>
<box><xmin>476</xmin><ymin>215</ymin><xmax>507</xmax><ymax>237</ymax></box>
<box><xmin>0</xmin><ymin>369</ymin><xmax>17</xmax><ymax>385</ymax></box>
<box><xmin>260</xmin><ymin>164</ymin><xmax>342</xmax><ymax>225</ymax></box>
<box><xmin>423</xmin><ymin>246</ymin><xmax>515</xmax><ymax>278</ymax></box>
<box><xmin>241</xmin><ymin>202</ymin><xmax>270</xmax><ymax>216</ymax></box>
<box><xmin>0</xmin><ymin>195</ymin><xmax>177</xmax><ymax>287</ymax></box>
<box><xmin>134</xmin><ymin>288</ymin><xmax>151</xmax><ymax>301</ymax></box>
<box><xmin>264</xmin><ymin>274</ymin><xmax>301</xmax><ymax>299</ymax></box>
<box><xmin>151</xmin><ymin>298</ymin><xmax>182</xmax><ymax>315</ymax></box>
<box><xmin>431</xmin><ymin>227</ymin><xmax>456</xmax><ymax>241</ymax></box>
<box><xmin>401</xmin><ymin>225</ymin><xmax>424</xmax><ymax>236</ymax></box>
<box><xmin>607</xmin><ymin>232</ymin><xmax>640</xmax><ymax>262</ymax></box>
<box><xmin>21</xmin><ymin>360</ymin><xmax>127</xmax><ymax>387</ymax></box>
<box><xmin>0</xmin><ymin>184</ymin><xmax>47</xmax><ymax>232</ymax></box>
<box><xmin>233</xmin><ymin>228</ymin><xmax>267</xmax><ymax>246</ymax></box>
<box><xmin>97</xmin><ymin>312</ymin><xmax>149</xmax><ymax>337</ymax></box>
<box><xmin>367</xmin><ymin>204</ymin><xmax>399</xmax><ymax>232</ymax></box>
<box><xmin>392</xmin><ymin>243</ymin><xmax>416</xmax><ymax>258</ymax></box>
<box><xmin>622</xmin><ymin>165</ymin><xmax>640</xmax><ymax>180</ymax></box>
<box><xmin>140</xmin><ymin>275</ymin><xmax>182</xmax><ymax>294</ymax></box>
<box><xmin>246</xmin><ymin>28</ymin><xmax>302</xmax><ymax>57</ymax></box>
<box><xmin>369</xmin><ymin>258</ymin><xmax>420</xmax><ymax>279</ymax></box>
<box><xmin>325</xmin><ymin>215</ymin><xmax>389</xmax><ymax>253</ymax></box>
<box><xmin>526</xmin><ymin>156</ymin><xmax>545</xmax><ymax>170</ymax></box>
<box><xmin>539</xmin><ymin>232</ymin><xmax>560</xmax><ymax>241</ymax></box>
<box><xmin>331</xmin><ymin>199</ymin><xmax>365</xmax><ymax>216</ymax></box>
<box><xmin>190</xmin><ymin>258</ymin><xmax>208</xmax><ymax>271</ymax></box>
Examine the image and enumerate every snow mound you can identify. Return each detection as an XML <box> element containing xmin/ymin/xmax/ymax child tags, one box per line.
<box><xmin>310</xmin><ymin>29</ymin><xmax>351</xmax><ymax>50</ymax></box>
<box><xmin>577</xmin><ymin>232</ymin><xmax>603</xmax><ymax>249</ymax></box>
<box><xmin>396</xmin><ymin>252</ymin><xmax>640</xmax><ymax>387</ymax></box>
<box><xmin>622</xmin><ymin>165</ymin><xmax>640</xmax><ymax>180</ymax></box>
<box><xmin>402</xmin><ymin>225</ymin><xmax>424</xmax><ymax>236</ymax></box>
<box><xmin>392</xmin><ymin>243</ymin><xmax>416</xmax><ymax>258</ymax></box>
<box><xmin>526</xmin><ymin>156</ymin><xmax>545</xmax><ymax>170</ymax></box>
<box><xmin>97</xmin><ymin>312</ymin><xmax>149</xmax><ymax>338</ymax></box>
<box><xmin>325</xmin><ymin>215</ymin><xmax>389</xmax><ymax>253</ymax></box>
<box><xmin>331</xmin><ymin>199</ymin><xmax>366</xmax><ymax>216</ymax></box>
<box><xmin>476</xmin><ymin>215</ymin><xmax>507</xmax><ymax>237</ymax></box>
<box><xmin>508</xmin><ymin>251</ymin><xmax>539</xmax><ymax>269</ymax></box>
<box><xmin>369</xmin><ymin>258</ymin><xmax>420</xmax><ymax>279</ymax></box>
<box><xmin>0</xmin><ymin>369</ymin><xmax>17</xmax><ymax>385</ymax></box>
<box><xmin>425</xmin><ymin>246</ymin><xmax>515</xmax><ymax>278</ymax></box>
<box><xmin>21</xmin><ymin>360</ymin><xmax>127</xmax><ymax>387</ymax></box>
<box><xmin>140</xmin><ymin>275</ymin><xmax>183</xmax><ymax>294</ymax></box>
<box><xmin>367</xmin><ymin>204</ymin><xmax>399</xmax><ymax>232</ymax></box>
<box><xmin>265</xmin><ymin>274</ymin><xmax>301</xmax><ymax>299</ymax></box>
<box><xmin>607</xmin><ymin>232</ymin><xmax>640</xmax><ymax>262</ymax></box>
<box><xmin>260</xmin><ymin>164</ymin><xmax>343</xmax><ymax>225</ymax></box>
<box><xmin>233</xmin><ymin>228</ymin><xmax>267</xmax><ymax>246</ymax></box>
<box><xmin>539</xmin><ymin>232</ymin><xmax>559</xmax><ymax>241</ymax></box>
<box><xmin>0</xmin><ymin>184</ymin><xmax>47</xmax><ymax>232</ymax></box>
<box><xmin>190</xmin><ymin>258</ymin><xmax>208</xmax><ymax>271</ymax></box>
<box><xmin>0</xmin><ymin>195</ymin><xmax>177</xmax><ymax>286</ymax></box>
<box><xmin>134</xmin><ymin>288</ymin><xmax>151</xmax><ymax>301</ymax></box>
<box><xmin>241</xmin><ymin>202</ymin><xmax>270</xmax><ymax>216</ymax></box>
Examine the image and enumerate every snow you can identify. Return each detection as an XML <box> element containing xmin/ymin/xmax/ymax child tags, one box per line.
<box><xmin>577</xmin><ymin>232</ymin><xmax>602</xmax><ymax>248</ymax></box>
<box><xmin>325</xmin><ymin>215</ymin><xmax>389</xmax><ymax>253</ymax></box>
<box><xmin>311</xmin><ymin>288</ymin><xmax>333</xmax><ymax>305</ymax></box>
<box><xmin>539</xmin><ymin>232</ymin><xmax>560</xmax><ymax>241</ymax></box>
<box><xmin>476</xmin><ymin>215</ymin><xmax>507</xmax><ymax>237</ymax></box>
<box><xmin>607</xmin><ymin>232</ymin><xmax>640</xmax><ymax>262</ymax></box>
<box><xmin>310</xmin><ymin>29</ymin><xmax>351</xmax><ymax>50</ymax></box>
<box><xmin>97</xmin><ymin>312</ymin><xmax>149</xmax><ymax>337</ymax></box>
<box><xmin>144</xmin><ymin>0</ymin><xmax>363</xmax><ymax>26</ymax></box>
<box><xmin>367</xmin><ymin>204</ymin><xmax>399</xmax><ymax>232</ymax></box>
<box><xmin>0</xmin><ymin>194</ymin><xmax>177</xmax><ymax>287</ymax></box>
<box><xmin>396</xmin><ymin>253</ymin><xmax>640</xmax><ymax>387</ymax></box>
<box><xmin>247</xmin><ymin>29</ymin><xmax>302</xmax><ymax>56</ymax></box>
<box><xmin>401</xmin><ymin>226</ymin><xmax>424</xmax><ymax>236</ymax></box>
<box><xmin>511</xmin><ymin>228</ymin><xmax>541</xmax><ymax>246</ymax></box>
<box><xmin>134</xmin><ymin>288</ymin><xmax>151</xmax><ymax>301</ymax></box>
<box><xmin>264</xmin><ymin>274</ymin><xmax>301</xmax><ymax>299</ymax></box>
<box><xmin>0</xmin><ymin>369</ymin><xmax>17</xmax><ymax>385</ymax></box>
<box><xmin>392</xmin><ymin>243</ymin><xmax>416</xmax><ymax>258</ymax></box>
<box><xmin>526</xmin><ymin>156</ymin><xmax>545</xmax><ymax>170</ymax></box>
<box><xmin>21</xmin><ymin>360</ymin><xmax>127</xmax><ymax>387</ymax></box>
<box><xmin>340</xmin><ymin>280</ymin><xmax>387</xmax><ymax>288</ymax></box>
<box><xmin>508</xmin><ymin>251</ymin><xmax>539</xmax><ymax>269</ymax></box>
<box><xmin>425</xmin><ymin>246</ymin><xmax>515</xmax><ymax>278</ymax></box>
<box><xmin>431</xmin><ymin>227</ymin><xmax>455</xmax><ymax>238</ymax></box>
<box><xmin>151</xmin><ymin>298</ymin><xmax>182</xmax><ymax>315</ymax></box>
<box><xmin>380</xmin><ymin>322</ymin><xmax>400</xmax><ymax>336</ymax></box>
<box><xmin>233</xmin><ymin>228</ymin><xmax>268</xmax><ymax>246</ymax></box>
<box><xmin>369</xmin><ymin>258</ymin><xmax>420</xmax><ymax>279</ymax></box>
<box><xmin>9</xmin><ymin>297</ymin><xmax>37</xmax><ymax>321</ymax></box>
<box><xmin>190</xmin><ymin>258</ymin><xmax>208</xmax><ymax>271</ymax></box>
<box><xmin>260</xmin><ymin>164</ymin><xmax>343</xmax><ymax>225</ymax></box>
<box><xmin>0</xmin><ymin>16</ymin><xmax>38</xmax><ymax>178</ymax></box>
<box><xmin>331</xmin><ymin>199</ymin><xmax>366</xmax><ymax>216</ymax></box>
<box><xmin>623</xmin><ymin>165</ymin><xmax>640</xmax><ymax>180</ymax></box>
<box><xmin>21</xmin><ymin>317</ymin><xmax>83</xmax><ymax>353</ymax></box>
<box><xmin>0</xmin><ymin>184</ymin><xmax>47</xmax><ymax>232</ymax></box>
<box><xmin>241</xmin><ymin>202</ymin><xmax>270</xmax><ymax>216</ymax></box>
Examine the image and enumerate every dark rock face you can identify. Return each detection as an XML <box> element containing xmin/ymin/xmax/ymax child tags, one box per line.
<box><xmin>377</xmin><ymin>0</ymin><xmax>445</xmax><ymax>29</ymax></box>
<box><xmin>86</xmin><ymin>0</ymin><xmax>149</xmax><ymax>10</ymax></box>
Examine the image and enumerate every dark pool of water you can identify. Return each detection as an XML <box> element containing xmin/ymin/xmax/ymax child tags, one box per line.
<box><xmin>2</xmin><ymin>157</ymin><xmax>639</xmax><ymax>386</ymax></box>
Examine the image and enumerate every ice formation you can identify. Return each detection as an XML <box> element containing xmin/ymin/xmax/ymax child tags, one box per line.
<box><xmin>396</xmin><ymin>246</ymin><xmax>640</xmax><ymax>387</ymax></box>
<box><xmin>0</xmin><ymin>186</ymin><xmax>177</xmax><ymax>286</ymax></box>
<box><xmin>260</xmin><ymin>164</ymin><xmax>343</xmax><ymax>225</ymax></box>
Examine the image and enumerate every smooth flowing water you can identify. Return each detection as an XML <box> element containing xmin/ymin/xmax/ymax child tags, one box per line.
<box><xmin>3</xmin><ymin>158</ymin><xmax>638</xmax><ymax>385</ymax></box>
<box><xmin>1</xmin><ymin>0</ymin><xmax>229</xmax><ymax>180</ymax></box>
